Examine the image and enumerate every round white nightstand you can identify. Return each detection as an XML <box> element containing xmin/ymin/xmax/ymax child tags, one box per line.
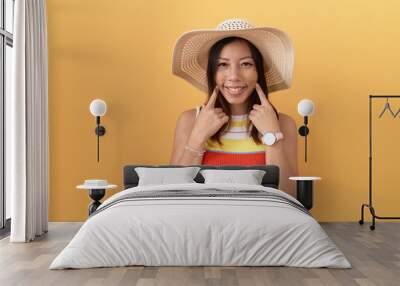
<box><xmin>77</xmin><ymin>180</ymin><xmax>117</xmax><ymax>215</ymax></box>
<box><xmin>289</xmin><ymin>176</ymin><xmax>321</xmax><ymax>210</ymax></box>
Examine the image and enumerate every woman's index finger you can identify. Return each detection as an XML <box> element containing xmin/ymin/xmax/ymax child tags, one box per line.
<box><xmin>255</xmin><ymin>83</ymin><xmax>268</xmax><ymax>105</ymax></box>
<box><xmin>205</xmin><ymin>86</ymin><xmax>218</xmax><ymax>108</ymax></box>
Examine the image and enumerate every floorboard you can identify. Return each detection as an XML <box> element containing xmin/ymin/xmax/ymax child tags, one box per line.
<box><xmin>0</xmin><ymin>222</ymin><xmax>399</xmax><ymax>286</ymax></box>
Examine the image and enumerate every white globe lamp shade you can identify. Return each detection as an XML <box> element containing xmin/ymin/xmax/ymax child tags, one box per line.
<box><xmin>90</xmin><ymin>99</ymin><xmax>107</xmax><ymax>117</ymax></box>
<box><xmin>297</xmin><ymin>99</ymin><xmax>315</xmax><ymax>117</ymax></box>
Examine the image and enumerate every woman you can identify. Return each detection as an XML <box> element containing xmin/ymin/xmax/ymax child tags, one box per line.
<box><xmin>170</xmin><ymin>19</ymin><xmax>298</xmax><ymax>197</ymax></box>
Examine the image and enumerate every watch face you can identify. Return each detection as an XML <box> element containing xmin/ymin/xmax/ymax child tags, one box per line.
<box><xmin>263</xmin><ymin>133</ymin><xmax>276</xmax><ymax>145</ymax></box>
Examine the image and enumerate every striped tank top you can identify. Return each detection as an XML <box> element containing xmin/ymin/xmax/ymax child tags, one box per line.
<box><xmin>195</xmin><ymin>106</ymin><xmax>267</xmax><ymax>166</ymax></box>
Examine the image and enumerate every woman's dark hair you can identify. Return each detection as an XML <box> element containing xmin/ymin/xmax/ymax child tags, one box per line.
<box><xmin>206</xmin><ymin>36</ymin><xmax>279</xmax><ymax>145</ymax></box>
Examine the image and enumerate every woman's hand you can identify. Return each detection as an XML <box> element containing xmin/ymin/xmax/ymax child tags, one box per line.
<box><xmin>188</xmin><ymin>87</ymin><xmax>229</xmax><ymax>148</ymax></box>
<box><xmin>249</xmin><ymin>83</ymin><xmax>281</xmax><ymax>135</ymax></box>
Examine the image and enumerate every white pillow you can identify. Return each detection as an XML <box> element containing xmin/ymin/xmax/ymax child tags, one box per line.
<box><xmin>135</xmin><ymin>167</ymin><xmax>201</xmax><ymax>186</ymax></box>
<box><xmin>200</xmin><ymin>169</ymin><xmax>266</xmax><ymax>185</ymax></box>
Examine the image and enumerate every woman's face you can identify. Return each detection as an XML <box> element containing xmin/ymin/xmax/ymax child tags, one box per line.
<box><xmin>215</xmin><ymin>40</ymin><xmax>258</xmax><ymax>105</ymax></box>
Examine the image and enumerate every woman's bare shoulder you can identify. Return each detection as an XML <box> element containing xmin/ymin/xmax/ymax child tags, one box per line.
<box><xmin>278</xmin><ymin>112</ymin><xmax>297</xmax><ymax>131</ymax></box>
<box><xmin>180</xmin><ymin>108</ymin><xmax>197</xmax><ymax>118</ymax></box>
<box><xmin>176</xmin><ymin>108</ymin><xmax>197</xmax><ymax>129</ymax></box>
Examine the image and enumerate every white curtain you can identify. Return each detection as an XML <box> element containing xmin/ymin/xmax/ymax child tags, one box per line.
<box><xmin>8</xmin><ymin>0</ymin><xmax>49</xmax><ymax>242</ymax></box>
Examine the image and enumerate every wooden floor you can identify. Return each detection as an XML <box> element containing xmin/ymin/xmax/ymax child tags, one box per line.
<box><xmin>0</xmin><ymin>222</ymin><xmax>399</xmax><ymax>286</ymax></box>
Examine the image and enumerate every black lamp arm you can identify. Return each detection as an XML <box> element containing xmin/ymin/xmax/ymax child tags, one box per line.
<box><xmin>94</xmin><ymin>116</ymin><xmax>106</xmax><ymax>162</ymax></box>
<box><xmin>298</xmin><ymin>116</ymin><xmax>310</xmax><ymax>162</ymax></box>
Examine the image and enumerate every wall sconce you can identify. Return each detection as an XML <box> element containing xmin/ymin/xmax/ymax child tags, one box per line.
<box><xmin>297</xmin><ymin>99</ymin><xmax>315</xmax><ymax>162</ymax></box>
<box><xmin>89</xmin><ymin>99</ymin><xmax>107</xmax><ymax>162</ymax></box>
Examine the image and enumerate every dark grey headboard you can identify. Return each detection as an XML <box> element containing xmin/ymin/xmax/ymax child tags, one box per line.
<box><xmin>123</xmin><ymin>165</ymin><xmax>279</xmax><ymax>189</ymax></box>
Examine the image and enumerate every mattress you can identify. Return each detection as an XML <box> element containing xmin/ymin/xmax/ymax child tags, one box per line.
<box><xmin>49</xmin><ymin>183</ymin><xmax>351</xmax><ymax>269</ymax></box>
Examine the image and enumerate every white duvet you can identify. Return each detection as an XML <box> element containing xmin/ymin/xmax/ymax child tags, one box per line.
<box><xmin>49</xmin><ymin>183</ymin><xmax>351</xmax><ymax>269</ymax></box>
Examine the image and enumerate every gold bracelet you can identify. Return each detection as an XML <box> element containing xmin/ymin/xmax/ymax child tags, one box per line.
<box><xmin>184</xmin><ymin>144</ymin><xmax>205</xmax><ymax>157</ymax></box>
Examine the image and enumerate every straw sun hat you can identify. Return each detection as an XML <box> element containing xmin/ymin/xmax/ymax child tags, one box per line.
<box><xmin>172</xmin><ymin>19</ymin><xmax>294</xmax><ymax>93</ymax></box>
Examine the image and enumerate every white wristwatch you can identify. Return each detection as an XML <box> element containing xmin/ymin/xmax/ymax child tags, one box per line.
<box><xmin>261</xmin><ymin>131</ymin><xmax>284</xmax><ymax>146</ymax></box>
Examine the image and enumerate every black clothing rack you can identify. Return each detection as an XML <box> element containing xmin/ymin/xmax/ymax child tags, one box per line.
<box><xmin>359</xmin><ymin>95</ymin><xmax>400</xmax><ymax>230</ymax></box>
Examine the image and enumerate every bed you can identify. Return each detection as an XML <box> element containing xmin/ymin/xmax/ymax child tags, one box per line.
<box><xmin>49</xmin><ymin>165</ymin><xmax>351</xmax><ymax>269</ymax></box>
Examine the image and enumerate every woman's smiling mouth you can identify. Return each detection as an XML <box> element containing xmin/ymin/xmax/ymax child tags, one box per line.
<box><xmin>224</xmin><ymin>85</ymin><xmax>247</xmax><ymax>95</ymax></box>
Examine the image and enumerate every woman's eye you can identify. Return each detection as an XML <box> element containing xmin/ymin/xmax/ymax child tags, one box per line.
<box><xmin>217</xmin><ymin>62</ymin><xmax>227</xmax><ymax>67</ymax></box>
<box><xmin>241</xmin><ymin>62</ymin><xmax>253</xmax><ymax>67</ymax></box>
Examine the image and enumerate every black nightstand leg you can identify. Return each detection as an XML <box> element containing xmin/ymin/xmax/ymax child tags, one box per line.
<box><xmin>296</xmin><ymin>181</ymin><xmax>313</xmax><ymax>210</ymax></box>
<box><xmin>88</xmin><ymin>189</ymin><xmax>105</xmax><ymax>215</ymax></box>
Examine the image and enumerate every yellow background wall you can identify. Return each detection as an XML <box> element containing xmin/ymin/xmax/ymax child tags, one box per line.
<box><xmin>47</xmin><ymin>0</ymin><xmax>400</xmax><ymax>221</ymax></box>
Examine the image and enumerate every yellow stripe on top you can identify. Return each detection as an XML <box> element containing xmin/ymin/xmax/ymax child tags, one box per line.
<box><xmin>205</xmin><ymin>137</ymin><xmax>266</xmax><ymax>153</ymax></box>
<box><xmin>198</xmin><ymin>110</ymin><xmax>266</xmax><ymax>154</ymax></box>
<box><xmin>229</xmin><ymin>118</ymin><xmax>248</xmax><ymax>128</ymax></box>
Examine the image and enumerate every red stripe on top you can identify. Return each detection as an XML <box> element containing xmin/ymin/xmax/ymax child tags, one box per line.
<box><xmin>202</xmin><ymin>151</ymin><xmax>266</xmax><ymax>166</ymax></box>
